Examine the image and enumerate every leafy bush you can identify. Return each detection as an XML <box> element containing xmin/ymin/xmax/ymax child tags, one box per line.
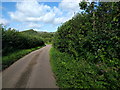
<box><xmin>50</xmin><ymin>48</ymin><xmax>119</xmax><ymax>88</ymax></box>
<box><xmin>52</xmin><ymin>2</ymin><xmax>120</xmax><ymax>88</ymax></box>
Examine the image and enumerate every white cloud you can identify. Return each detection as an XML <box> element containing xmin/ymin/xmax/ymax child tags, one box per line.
<box><xmin>42</xmin><ymin>12</ymin><xmax>55</xmax><ymax>23</ymax></box>
<box><xmin>0</xmin><ymin>18</ymin><xmax>9</xmax><ymax>25</ymax></box>
<box><xmin>14</xmin><ymin>22</ymin><xmax>43</xmax><ymax>31</ymax></box>
<box><xmin>53</xmin><ymin>17</ymin><xmax>69</xmax><ymax>24</ymax></box>
<box><xmin>59</xmin><ymin>0</ymin><xmax>81</xmax><ymax>12</ymax></box>
<box><xmin>53</xmin><ymin>6</ymin><xmax>63</xmax><ymax>16</ymax></box>
<box><xmin>34</xmin><ymin>28</ymin><xmax>48</xmax><ymax>32</ymax></box>
<box><xmin>9</xmin><ymin>0</ymin><xmax>52</xmax><ymax>22</ymax></box>
<box><xmin>16</xmin><ymin>0</ymin><xmax>51</xmax><ymax>17</ymax></box>
<box><xmin>27</xmin><ymin>22</ymin><xmax>43</xmax><ymax>28</ymax></box>
<box><xmin>8</xmin><ymin>0</ymin><xmax>81</xmax><ymax>31</ymax></box>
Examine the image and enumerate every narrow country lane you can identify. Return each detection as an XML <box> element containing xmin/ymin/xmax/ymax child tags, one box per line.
<box><xmin>2</xmin><ymin>45</ymin><xmax>58</xmax><ymax>88</ymax></box>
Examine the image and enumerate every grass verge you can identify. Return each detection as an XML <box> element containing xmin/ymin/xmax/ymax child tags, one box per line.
<box><xmin>50</xmin><ymin>47</ymin><xmax>119</xmax><ymax>88</ymax></box>
<box><xmin>2</xmin><ymin>45</ymin><xmax>45</xmax><ymax>70</ymax></box>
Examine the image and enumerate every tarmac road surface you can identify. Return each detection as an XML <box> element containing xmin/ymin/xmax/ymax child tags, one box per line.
<box><xmin>2</xmin><ymin>45</ymin><xmax>58</xmax><ymax>88</ymax></box>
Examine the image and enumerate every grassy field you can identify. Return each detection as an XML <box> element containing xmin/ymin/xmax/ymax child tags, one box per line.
<box><xmin>50</xmin><ymin>47</ymin><xmax>119</xmax><ymax>88</ymax></box>
<box><xmin>2</xmin><ymin>45</ymin><xmax>45</xmax><ymax>70</ymax></box>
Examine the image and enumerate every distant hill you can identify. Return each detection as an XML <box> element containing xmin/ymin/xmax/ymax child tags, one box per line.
<box><xmin>21</xmin><ymin>29</ymin><xmax>55</xmax><ymax>44</ymax></box>
<box><xmin>21</xmin><ymin>29</ymin><xmax>38</xmax><ymax>35</ymax></box>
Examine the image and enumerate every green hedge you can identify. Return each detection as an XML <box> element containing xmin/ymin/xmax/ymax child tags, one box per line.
<box><xmin>52</xmin><ymin>2</ymin><xmax>120</xmax><ymax>88</ymax></box>
<box><xmin>2</xmin><ymin>27</ymin><xmax>45</xmax><ymax>55</ymax></box>
<box><xmin>50</xmin><ymin>48</ymin><xmax>119</xmax><ymax>88</ymax></box>
<box><xmin>53</xmin><ymin>2</ymin><xmax>119</xmax><ymax>67</ymax></box>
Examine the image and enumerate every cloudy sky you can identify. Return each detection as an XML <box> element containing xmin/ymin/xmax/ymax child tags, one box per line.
<box><xmin>0</xmin><ymin>0</ymin><xmax>81</xmax><ymax>32</ymax></box>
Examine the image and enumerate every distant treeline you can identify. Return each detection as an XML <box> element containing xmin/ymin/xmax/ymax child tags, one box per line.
<box><xmin>52</xmin><ymin>2</ymin><xmax>120</xmax><ymax>88</ymax></box>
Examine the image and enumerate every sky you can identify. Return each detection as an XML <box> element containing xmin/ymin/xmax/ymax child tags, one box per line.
<box><xmin>0</xmin><ymin>0</ymin><xmax>81</xmax><ymax>32</ymax></box>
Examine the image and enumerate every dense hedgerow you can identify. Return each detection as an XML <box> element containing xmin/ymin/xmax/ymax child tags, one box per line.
<box><xmin>2</xmin><ymin>26</ymin><xmax>45</xmax><ymax>55</ymax></box>
<box><xmin>52</xmin><ymin>2</ymin><xmax>120</xmax><ymax>88</ymax></box>
<box><xmin>50</xmin><ymin>48</ymin><xmax>119</xmax><ymax>88</ymax></box>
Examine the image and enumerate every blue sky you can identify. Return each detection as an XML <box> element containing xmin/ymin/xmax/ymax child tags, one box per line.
<box><xmin>1</xmin><ymin>0</ymin><xmax>80</xmax><ymax>32</ymax></box>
